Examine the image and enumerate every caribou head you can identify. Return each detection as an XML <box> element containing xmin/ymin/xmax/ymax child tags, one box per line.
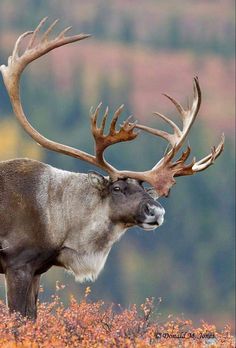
<box><xmin>88</xmin><ymin>172</ymin><xmax>165</xmax><ymax>230</ymax></box>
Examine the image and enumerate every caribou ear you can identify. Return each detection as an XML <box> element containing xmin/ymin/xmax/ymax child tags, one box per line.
<box><xmin>88</xmin><ymin>171</ymin><xmax>108</xmax><ymax>191</ymax></box>
<box><xmin>145</xmin><ymin>187</ymin><xmax>159</xmax><ymax>200</ymax></box>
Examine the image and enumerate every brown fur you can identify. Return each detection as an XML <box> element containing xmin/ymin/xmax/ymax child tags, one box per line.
<box><xmin>0</xmin><ymin>158</ymin><xmax>164</xmax><ymax>319</ymax></box>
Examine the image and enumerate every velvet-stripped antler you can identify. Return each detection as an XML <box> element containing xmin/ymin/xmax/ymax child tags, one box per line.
<box><xmin>0</xmin><ymin>18</ymin><xmax>138</xmax><ymax>175</ymax></box>
<box><xmin>136</xmin><ymin>77</ymin><xmax>202</xmax><ymax>152</ymax></box>
<box><xmin>0</xmin><ymin>18</ymin><xmax>224</xmax><ymax>197</ymax></box>
<box><xmin>90</xmin><ymin>103</ymin><xmax>138</xmax><ymax>165</ymax></box>
<box><xmin>118</xmin><ymin>78</ymin><xmax>224</xmax><ymax>196</ymax></box>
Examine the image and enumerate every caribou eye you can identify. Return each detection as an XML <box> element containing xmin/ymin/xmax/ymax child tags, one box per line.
<box><xmin>113</xmin><ymin>186</ymin><xmax>121</xmax><ymax>192</ymax></box>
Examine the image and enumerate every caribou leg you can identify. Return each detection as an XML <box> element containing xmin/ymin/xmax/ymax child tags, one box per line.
<box><xmin>26</xmin><ymin>274</ymin><xmax>41</xmax><ymax>319</ymax></box>
<box><xmin>5</xmin><ymin>266</ymin><xmax>36</xmax><ymax>319</ymax></box>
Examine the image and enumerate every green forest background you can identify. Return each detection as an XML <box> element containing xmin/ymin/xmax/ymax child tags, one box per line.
<box><xmin>0</xmin><ymin>0</ymin><xmax>235</xmax><ymax>329</ymax></box>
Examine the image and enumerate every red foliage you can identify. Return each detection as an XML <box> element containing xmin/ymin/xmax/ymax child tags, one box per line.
<box><xmin>0</xmin><ymin>288</ymin><xmax>234</xmax><ymax>347</ymax></box>
<box><xmin>48</xmin><ymin>42</ymin><xmax>234</xmax><ymax>136</ymax></box>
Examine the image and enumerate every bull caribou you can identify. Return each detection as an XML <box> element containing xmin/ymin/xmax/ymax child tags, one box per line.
<box><xmin>0</xmin><ymin>18</ymin><xmax>224</xmax><ymax>319</ymax></box>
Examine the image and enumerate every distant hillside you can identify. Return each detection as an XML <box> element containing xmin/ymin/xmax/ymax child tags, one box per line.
<box><xmin>0</xmin><ymin>0</ymin><xmax>234</xmax><ymax>137</ymax></box>
<box><xmin>49</xmin><ymin>41</ymin><xmax>234</xmax><ymax>135</ymax></box>
<box><xmin>1</xmin><ymin>39</ymin><xmax>233</xmax><ymax>135</ymax></box>
<box><xmin>0</xmin><ymin>0</ymin><xmax>234</xmax><ymax>57</ymax></box>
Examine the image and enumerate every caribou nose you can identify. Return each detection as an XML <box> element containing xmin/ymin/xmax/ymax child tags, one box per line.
<box><xmin>143</xmin><ymin>203</ymin><xmax>165</xmax><ymax>226</ymax></box>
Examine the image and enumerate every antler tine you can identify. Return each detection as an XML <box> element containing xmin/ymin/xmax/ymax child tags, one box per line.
<box><xmin>164</xmin><ymin>77</ymin><xmax>201</xmax><ymax>121</ymax></box>
<box><xmin>174</xmin><ymin>146</ymin><xmax>191</xmax><ymax>164</ymax></box>
<box><xmin>135</xmin><ymin>77</ymin><xmax>201</xmax><ymax>154</ymax></box>
<box><xmin>100</xmin><ymin>106</ymin><xmax>109</xmax><ymax>133</ymax></box>
<box><xmin>56</xmin><ymin>26</ymin><xmax>72</xmax><ymax>40</ymax></box>
<box><xmin>154</xmin><ymin>111</ymin><xmax>182</xmax><ymax>147</ymax></box>
<box><xmin>181</xmin><ymin>77</ymin><xmax>201</xmax><ymax>135</ymax></box>
<box><xmin>192</xmin><ymin>134</ymin><xmax>224</xmax><ymax>171</ymax></box>
<box><xmin>162</xmin><ymin>93</ymin><xmax>186</xmax><ymax>118</ymax></box>
<box><xmin>120</xmin><ymin>115</ymin><xmax>137</xmax><ymax>130</ymax></box>
<box><xmin>41</xmin><ymin>18</ymin><xmax>60</xmax><ymax>42</ymax></box>
<box><xmin>11</xmin><ymin>31</ymin><xmax>34</xmax><ymax>61</ymax></box>
<box><xmin>90</xmin><ymin>102</ymin><xmax>103</xmax><ymax>129</ymax></box>
<box><xmin>27</xmin><ymin>17</ymin><xmax>48</xmax><ymax>50</ymax></box>
<box><xmin>154</xmin><ymin>111</ymin><xmax>181</xmax><ymax>134</ymax></box>
<box><xmin>110</xmin><ymin>104</ymin><xmax>124</xmax><ymax>134</ymax></box>
<box><xmin>134</xmin><ymin>123</ymin><xmax>173</xmax><ymax>144</ymax></box>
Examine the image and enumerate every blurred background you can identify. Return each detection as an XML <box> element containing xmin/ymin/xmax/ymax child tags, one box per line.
<box><xmin>0</xmin><ymin>0</ymin><xmax>235</xmax><ymax>329</ymax></box>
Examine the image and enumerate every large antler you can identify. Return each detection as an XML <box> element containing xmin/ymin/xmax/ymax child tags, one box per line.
<box><xmin>1</xmin><ymin>19</ymin><xmax>224</xmax><ymax>197</ymax></box>
<box><xmin>90</xmin><ymin>103</ymin><xmax>138</xmax><ymax>165</ymax></box>
<box><xmin>136</xmin><ymin>77</ymin><xmax>201</xmax><ymax>153</ymax></box>
<box><xmin>118</xmin><ymin>78</ymin><xmax>224</xmax><ymax>196</ymax></box>
<box><xmin>0</xmin><ymin>18</ymin><xmax>138</xmax><ymax>175</ymax></box>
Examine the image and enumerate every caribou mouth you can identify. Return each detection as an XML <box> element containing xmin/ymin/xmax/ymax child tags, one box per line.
<box><xmin>138</xmin><ymin>204</ymin><xmax>165</xmax><ymax>231</ymax></box>
<box><xmin>139</xmin><ymin>222</ymin><xmax>159</xmax><ymax>231</ymax></box>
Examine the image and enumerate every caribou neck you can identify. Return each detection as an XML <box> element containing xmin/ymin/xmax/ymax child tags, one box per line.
<box><xmin>43</xmin><ymin>166</ymin><xmax>127</xmax><ymax>252</ymax></box>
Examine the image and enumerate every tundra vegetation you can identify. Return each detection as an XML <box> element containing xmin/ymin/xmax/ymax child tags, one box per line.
<box><xmin>0</xmin><ymin>286</ymin><xmax>235</xmax><ymax>348</ymax></box>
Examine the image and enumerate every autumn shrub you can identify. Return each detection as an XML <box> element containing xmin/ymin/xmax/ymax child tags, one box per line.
<box><xmin>0</xmin><ymin>287</ymin><xmax>234</xmax><ymax>348</ymax></box>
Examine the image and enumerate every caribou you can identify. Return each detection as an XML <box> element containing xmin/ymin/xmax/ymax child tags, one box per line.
<box><xmin>0</xmin><ymin>18</ymin><xmax>224</xmax><ymax>319</ymax></box>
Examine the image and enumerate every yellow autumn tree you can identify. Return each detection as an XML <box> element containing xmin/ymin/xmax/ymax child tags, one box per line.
<box><xmin>0</xmin><ymin>118</ymin><xmax>42</xmax><ymax>161</ymax></box>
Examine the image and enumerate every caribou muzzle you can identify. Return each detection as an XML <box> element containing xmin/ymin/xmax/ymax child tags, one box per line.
<box><xmin>138</xmin><ymin>201</ymin><xmax>165</xmax><ymax>231</ymax></box>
